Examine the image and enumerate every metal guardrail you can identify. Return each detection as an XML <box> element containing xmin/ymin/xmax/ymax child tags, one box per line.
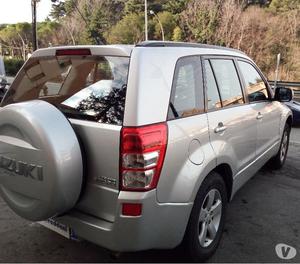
<box><xmin>268</xmin><ymin>81</ymin><xmax>300</xmax><ymax>89</ymax></box>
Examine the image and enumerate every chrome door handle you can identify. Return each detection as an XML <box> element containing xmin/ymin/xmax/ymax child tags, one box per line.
<box><xmin>214</xmin><ymin>123</ymin><xmax>227</xmax><ymax>134</ymax></box>
<box><xmin>257</xmin><ymin>112</ymin><xmax>263</xmax><ymax>120</ymax></box>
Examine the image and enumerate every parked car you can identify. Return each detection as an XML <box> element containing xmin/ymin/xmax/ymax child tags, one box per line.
<box><xmin>0</xmin><ymin>41</ymin><xmax>293</xmax><ymax>261</ymax></box>
<box><xmin>285</xmin><ymin>100</ymin><xmax>300</xmax><ymax>125</ymax></box>
<box><xmin>268</xmin><ymin>82</ymin><xmax>300</xmax><ymax>126</ymax></box>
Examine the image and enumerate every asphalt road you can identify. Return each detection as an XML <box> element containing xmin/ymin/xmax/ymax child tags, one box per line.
<box><xmin>0</xmin><ymin>128</ymin><xmax>300</xmax><ymax>263</ymax></box>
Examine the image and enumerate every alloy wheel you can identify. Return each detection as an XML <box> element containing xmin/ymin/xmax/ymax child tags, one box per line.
<box><xmin>280</xmin><ymin>130</ymin><xmax>288</xmax><ymax>163</ymax></box>
<box><xmin>198</xmin><ymin>189</ymin><xmax>222</xmax><ymax>247</ymax></box>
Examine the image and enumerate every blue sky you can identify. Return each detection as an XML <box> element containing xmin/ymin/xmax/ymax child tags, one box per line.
<box><xmin>0</xmin><ymin>0</ymin><xmax>52</xmax><ymax>24</ymax></box>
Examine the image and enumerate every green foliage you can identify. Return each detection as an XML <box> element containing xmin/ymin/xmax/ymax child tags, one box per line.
<box><xmin>106</xmin><ymin>13</ymin><xmax>144</xmax><ymax>44</ymax></box>
<box><xmin>50</xmin><ymin>0</ymin><xmax>67</xmax><ymax>19</ymax></box>
<box><xmin>125</xmin><ymin>0</ymin><xmax>166</xmax><ymax>14</ymax></box>
<box><xmin>153</xmin><ymin>12</ymin><xmax>176</xmax><ymax>41</ymax></box>
<box><xmin>4</xmin><ymin>58</ymin><xmax>24</xmax><ymax>76</ymax></box>
<box><xmin>37</xmin><ymin>21</ymin><xmax>61</xmax><ymax>46</ymax></box>
<box><xmin>269</xmin><ymin>0</ymin><xmax>300</xmax><ymax>12</ymax></box>
<box><xmin>82</xmin><ymin>6</ymin><xmax>108</xmax><ymax>44</ymax></box>
<box><xmin>0</xmin><ymin>23</ymin><xmax>32</xmax><ymax>59</ymax></box>
<box><xmin>172</xmin><ymin>26</ymin><xmax>183</xmax><ymax>41</ymax></box>
<box><xmin>124</xmin><ymin>0</ymin><xmax>145</xmax><ymax>14</ymax></box>
<box><xmin>182</xmin><ymin>1</ymin><xmax>221</xmax><ymax>44</ymax></box>
<box><xmin>162</xmin><ymin>0</ymin><xmax>188</xmax><ymax>14</ymax></box>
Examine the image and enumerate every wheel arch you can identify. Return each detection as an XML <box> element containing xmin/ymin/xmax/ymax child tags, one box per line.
<box><xmin>286</xmin><ymin>115</ymin><xmax>293</xmax><ymax>129</ymax></box>
<box><xmin>213</xmin><ymin>163</ymin><xmax>233</xmax><ymax>201</ymax></box>
<box><xmin>191</xmin><ymin>163</ymin><xmax>233</xmax><ymax>205</ymax></box>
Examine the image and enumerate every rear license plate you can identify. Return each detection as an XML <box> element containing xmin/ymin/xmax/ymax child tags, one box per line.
<box><xmin>39</xmin><ymin>218</ymin><xmax>77</xmax><ymax>240</ymax></box>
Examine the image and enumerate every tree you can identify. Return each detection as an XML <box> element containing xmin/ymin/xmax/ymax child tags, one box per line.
<box><xmin>106</xmin><ymin>13</ymin><xmax>144</xmax><ymax>44</ymax></box>
<box><xmin>180</xmin><ymin>0</ymin><xmax>222</xmax><ymax>43</ymax></box>
<box><xmin>0</xmin><ymin>23</ymin><xmax>32</xmax><ymax>59</ymax></box>
<box><xmin>124</xmin><ymin>0</ymin><xmax>168</xmax><ymax>14</ymax></box>
<box><xmin>162</xmin><ymin>0</ymin><xmax>188</xmax><ymax>14</ymax></box>
<box><xmin>50</xmin><ymin>0</ymin><xmax>126</xmax><ymax>45</ymax></box>
<box><xmin>153</xmin><ymin>12</ymin><xmax>176</xmax><ymax>41</ymax></box>
<box><xmin>50</xmin><ymin>0</ymin><xmax>67</xmax><ymax>19</ymax></box>
<box><xmin>37</xmin><ymin>21</ymin><xmax>62</xmax><ymax>47</ymax></box>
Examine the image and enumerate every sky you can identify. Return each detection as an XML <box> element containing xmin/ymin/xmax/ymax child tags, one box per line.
<box><xmin>0</xmin><ymin>0</ymin><xmax>52</xmax><ymax>24</ymax></box>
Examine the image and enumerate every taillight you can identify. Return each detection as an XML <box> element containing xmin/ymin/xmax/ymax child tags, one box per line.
<box><xmin>120</xmin><ymin>123</ymin><xmax>168</xmax><ymax>191</ymax></box>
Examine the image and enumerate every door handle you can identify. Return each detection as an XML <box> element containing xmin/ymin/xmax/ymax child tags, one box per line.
<box><xmin>214</xmin><ymin>122</ymin><xmax>227</xmax><ymax>134</ymax></box>
<box><xmin>257</xmin><ymin>112</ymin><xmax>263</xmax><ymax>120</ymax></box>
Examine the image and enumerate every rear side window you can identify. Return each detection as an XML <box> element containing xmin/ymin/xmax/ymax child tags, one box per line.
<box><xmin>237</xmin><ymin>60</ymin><xmax>269</xmax><ymax>102</ymax></box>
<box><xmin>210</xmin><ymin>59</ymin><xmax>244</xmax><ymax>107</ymax></box>
<box><xmin>2</xmin><ymin>55</ymin><xmax>130</xmax><ymax>125</ymax></box>
<box><xmin>168</xmin><ymin>56</ymin><xmax>204</xmax><ymax>119</ymax></box>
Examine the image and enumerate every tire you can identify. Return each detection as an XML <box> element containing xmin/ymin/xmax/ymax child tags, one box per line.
<box><xmin>269</xmin><ymin>123</ymin><xmax>291</xmax><ymax>170</ymax></box>
<box><xmin>183</xmin><ymin>171</ymin><xmax>228</xmax><ymax>262</ymax></box>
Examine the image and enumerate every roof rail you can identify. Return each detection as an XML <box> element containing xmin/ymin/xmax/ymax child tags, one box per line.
<box><xmin>136</xmin><ymin>41</ymin><xmax>246</xmax><ymax>55</ymax></box>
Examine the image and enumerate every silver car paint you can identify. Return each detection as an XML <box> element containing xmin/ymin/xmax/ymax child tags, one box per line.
<box><xmin>69</xmin><ymin>119</ymin><xmax>121</xmax><ymax>222</ymax></box>
<box><xmin>207</xmin><ymin>105</ymin><xmax>258</xmax><ymax>177</ymax></box>
<box><xmin>124</xmin><ymin>47</ymin><xmax>250</xmax><ymax>127</ymax></box>
<box><xmin>0</xmin><ymin>100</ymin><xmax>83</xmax><ymax>221</ymax></box>
<box><xmin>157</xmin><ymin>115</ymin><xmax>217</xmax><ymax>203</ymax></box>
<box><xmin>31</xmin><ymin>45</ymin><xmax>133</xmax><ymax>58</ymax></box>
<box><xmin>254</xmin><ymin>101</ymin><xmax>281</xmax><ymax>157</ymax></box>
<box><xmin>0</xmin><ymin>44</ymin><xmax>293</xmax><ymax>252</ymax></box>
<box><xmin>58</xmin><ymin>190</ymin><xmax>193</xmax><ymax>251</ymax></box>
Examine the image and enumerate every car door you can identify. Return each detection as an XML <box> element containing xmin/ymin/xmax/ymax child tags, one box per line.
<box><xmin>157</xmin><ymin>55</ymin><xmax>216</xmax><ymax>203</ymax></box>
<box><xmin>203</xmin><ymin>57</ymin><xmax>257</xmax><ymax>178</ymax></box>
<box><xmin>237</xmin><ymin>60</ymin><xmax>281</xmax><ymax>158</ymax></box>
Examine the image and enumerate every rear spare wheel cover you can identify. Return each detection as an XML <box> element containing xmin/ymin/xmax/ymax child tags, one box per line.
<box><xmin>0</xmin><ymin>100</ymin><xmax>83</xmax><ymax>221</ymax></box>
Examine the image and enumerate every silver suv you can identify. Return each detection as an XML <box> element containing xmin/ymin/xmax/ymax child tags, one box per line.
<box><xmin>0</xmin><ymin>41</ymin><xmax>293</xmax><ymax>261</ymax></box>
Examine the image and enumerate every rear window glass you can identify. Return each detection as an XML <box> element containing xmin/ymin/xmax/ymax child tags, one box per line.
<box><xmin>168</xmin><ymin>56</ymin><xmax>204</xmax><ymax>119</ymax></box>
<box><xmin>2</xmin><ymin>55</ymin><xmax>130</xmax><ymax>125</ymax></box>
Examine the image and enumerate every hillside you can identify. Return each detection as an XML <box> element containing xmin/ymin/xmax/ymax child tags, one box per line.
<box><xmin>0</xmin><ymin>0</ymin><xmax>299</xmax><ymax>81</ymax></box>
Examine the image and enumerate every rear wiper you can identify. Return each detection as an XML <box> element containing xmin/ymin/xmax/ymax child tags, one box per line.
<box><xmin>57</xmin><ymin>106</ymin><xmax>96</xmax><ymax>121</ymax></box>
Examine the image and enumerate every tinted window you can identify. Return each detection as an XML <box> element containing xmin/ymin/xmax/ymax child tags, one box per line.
<box><xmin>168</xmin><ymin>56</ymin><xmax>203</xmax><ymax>119</ymax></box>
<box><xmin>2</xmin><ymin>56</ymin><xmax>130</xmax><ymax>125</ymax></box>
<box><xmin>204</xmin><ymin>60</ymin><xmax>221</xmax><ymax>110</ymax></box>
<box><xmin>210</xmin><ymin>59</ymin><xmax>244</xmax><ymax>107</ymax></box>
<box><xmin>238</xmin><ymin>60</ymin><xmax>269</xmax><ymax>102</ymax></box>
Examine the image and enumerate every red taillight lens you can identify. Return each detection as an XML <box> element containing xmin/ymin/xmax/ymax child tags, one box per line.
<box><xmin>56</xmin><ymin>49</ymin><xmax>91</xmax><ymax>56</ymax></box>
<box><xmin>122</xmin><ymin>203</ymin><xmax>142</xmax><ymax>216</ymax></box>
<box><xmin>120</xmin><ymin>123</ymin><xmax>168</xmax><ymax>191</ymax></box>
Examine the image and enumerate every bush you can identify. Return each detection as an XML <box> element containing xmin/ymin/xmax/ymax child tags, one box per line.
<box><xmin>4</xmin><ymin>58</ymin><xmax>24</xmax><ymax>76</ymax></box>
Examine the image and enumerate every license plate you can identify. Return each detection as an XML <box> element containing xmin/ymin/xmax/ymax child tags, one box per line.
<box><xmin>39</xmin><ymin>218</ymin><xmax>77</xmax><ymax>240</ymax></box>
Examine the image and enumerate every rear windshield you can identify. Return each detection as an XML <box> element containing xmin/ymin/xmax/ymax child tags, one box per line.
<box><xmin>2</xmin><ymin>55</ymin><xmax>130</xmax><ymax>125</ymax></box>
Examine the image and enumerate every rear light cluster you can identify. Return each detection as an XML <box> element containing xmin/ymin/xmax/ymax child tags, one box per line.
<box><xmin>120</xmin><ymin>123</ymin><xmax>168</xmax><ymax>191</ymax></box>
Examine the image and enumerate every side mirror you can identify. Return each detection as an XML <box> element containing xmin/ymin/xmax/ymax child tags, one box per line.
<box><xmin>274</xmin><ymin>87</ymin><xmax>293</xmax><ymax>102</ymax></box>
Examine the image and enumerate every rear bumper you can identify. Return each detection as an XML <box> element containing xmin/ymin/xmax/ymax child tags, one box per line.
<box><xmin>57</xmin><ymin>190</ymin><xmax>193</xmax><ymax>252</ymax></box>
